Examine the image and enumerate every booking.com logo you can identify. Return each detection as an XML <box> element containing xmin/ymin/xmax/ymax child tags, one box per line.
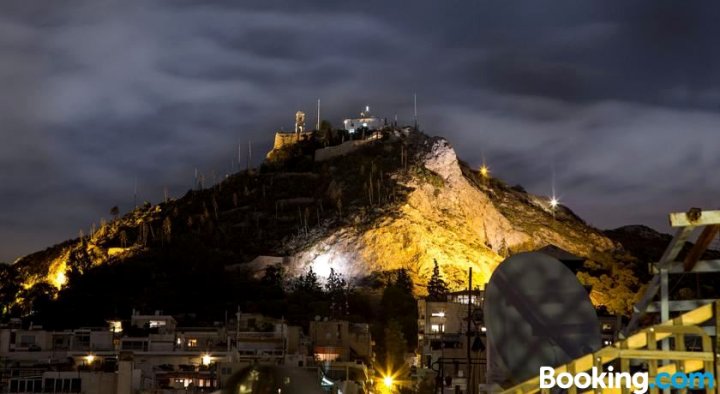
<box><xmin>539</xmin><ymin>365</ymin><xmax>715</xmax><ymax>393</ymax></box>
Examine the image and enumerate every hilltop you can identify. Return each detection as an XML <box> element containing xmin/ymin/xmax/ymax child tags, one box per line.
<box><xmin>5</xmin><ymin>127</ymin><xmax>644</xmax><ymax>322</ymax></box>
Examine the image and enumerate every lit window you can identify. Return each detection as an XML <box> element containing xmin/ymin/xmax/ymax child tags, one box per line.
<box><xmin>430</xmin><ymin>324</ymin><xmax>444</xmax><ymax>333</ymax></box>
<box><xmin>149</xmin><ymin>320</ymin><xmax>167</xmax><ymax>328</ymax></box>
<box><xmin>108</xmin><ymin>321</ymin><xmax>123</xmax><ymax>333</ymax></box>
<box><xmin>431</xmin><ymin>311</ymin><xmax>445</xmax><ymax>318</ymax></box>
<box><xmin>187</xmin><ymin>339</ymin><xmax>198</xmax><ymax>348</ymax></box>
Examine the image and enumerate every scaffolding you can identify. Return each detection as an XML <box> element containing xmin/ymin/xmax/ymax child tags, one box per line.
<box><xmin>500</xmin><ymin>209</ymin><xmax>720</xmax><ymax>394</ymax></box>
<box><xmin>500</xmin><ymin>300</ymin><xmax>719</xmax><ymax>394</ymax></box>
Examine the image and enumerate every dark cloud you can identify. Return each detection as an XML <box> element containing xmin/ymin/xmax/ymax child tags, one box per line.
<box><xmin>1</xmin><ymin>0</ymin><xmax>720</xmax><ymax>262</ymax></box>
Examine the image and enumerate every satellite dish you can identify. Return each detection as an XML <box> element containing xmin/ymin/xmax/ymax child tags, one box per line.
<box><xmin>484</xmin><ymin>252</ymin><xmax>601</xmax><ymax>385</ymax></box>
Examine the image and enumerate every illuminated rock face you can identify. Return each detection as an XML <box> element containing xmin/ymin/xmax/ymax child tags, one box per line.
<box><xmin>12</xmin><ymin>132</ymin><xmax>620</xmax><ymax>301</ymax></box>
<box><xmin>291</xmin><ymin>137</ymin><xmax>617</xmax><ymax>293</ymax></box>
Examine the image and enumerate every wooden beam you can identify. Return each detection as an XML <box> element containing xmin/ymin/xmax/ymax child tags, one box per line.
<box><xmin>683</xmin><ymin>225</ymin><xmax>720</xmax><ymax>271</ymax></box>
<box><xmin>624</xmin><ymin>221</ymin><xmax>700</xmax><ymax>336</ymax></box>
<box><xmin>618</xmin><ymin>349</ymin><xmax>714</xmax><ymax>361</ymax></box>
<box><xmin>658</xmin><ymin>226</ymin><xmax>695</xmax><ymax>265</ymax></box>
<box><xmin>651</xmin><ymin>259</ymin><xmax>720</xmax><ymax>274</ymax></box>
<box><xmin>646</xmin><ymin>299</ymin><xmax>716</xmax><ymax>313</ymax></box>
<box><xmin>670</xmin><ymin>209</ymin><xmax>720</xmax><ymax>227</ymax></box>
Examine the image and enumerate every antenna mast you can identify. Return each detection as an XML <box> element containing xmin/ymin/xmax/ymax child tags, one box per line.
<box><xmin>317</xmin><ymin>99</ymin><xmax>321</xmax><ymax>130</ymax></box>
<box><xmin>413</xmin><ymin>93</ymin><xmax>418</xmax><ymax>130</ymax></box>
<box><xmin>247</xmin><ymin>140</ymin><xmax>252</xmax><ymax>171</ymax></box>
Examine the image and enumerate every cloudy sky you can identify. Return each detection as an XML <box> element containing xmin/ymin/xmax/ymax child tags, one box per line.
<box><xmin>1</xmin><ymin>1</ymin><xmax>719</xmax><ymax>262</ymax></box>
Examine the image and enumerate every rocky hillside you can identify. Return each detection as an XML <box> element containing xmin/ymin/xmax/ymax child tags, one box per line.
<box><xmin>9</xmin><ymin>129</ymin><xmax>639</xmax><ymax>315</ymax></box>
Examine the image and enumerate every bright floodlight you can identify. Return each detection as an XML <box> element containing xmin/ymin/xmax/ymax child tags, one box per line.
<box><xmin>201</xmin><ymin>354</ymin><xmax>212</xmax><ymax>366</ymax></box>
<box><xmin>549</xmin><ymin>196</ymin><xmax>559</xmax><ymax>209</ymax></box>
<box><xmin>479</xmin><ymin>165</ymin><xmax>490</xmax><ymax>178</ymax></box>
<box><xmin>85</xmin><ymin>354</ymin><xmax>95</xmax><ymax>364</ymax></box>
<box><xmin>383</xmin><ymin>376</ymin><xmax>394</xmax><ymax>388</ymax></box>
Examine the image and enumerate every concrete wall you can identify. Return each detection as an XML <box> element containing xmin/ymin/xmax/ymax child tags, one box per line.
<box><xmin>272</xmin><ymin>132</ymin><xmax>313</xmax><ymax>150</ymax></box>
<box><xmin>314</xmin><ymin>140</ymin><xmax>367</xmax><ymax>162</ymax></box>
<box><xmin>40</xmin><ymin>371</ymin><xmax>117</xmax><ymax>394</ymax></box>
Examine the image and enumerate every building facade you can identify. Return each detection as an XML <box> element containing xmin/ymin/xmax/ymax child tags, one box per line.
<box><xmin>417</xmin><ymin>291</ymin><xmax>486</xmax><ymax>394</ymax></box>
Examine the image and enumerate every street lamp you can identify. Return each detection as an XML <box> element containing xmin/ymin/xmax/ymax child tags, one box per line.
<box><xmin>479</xmin><ymin>165</ymin><xmax>490</xmax><ymax>178</ymax></box>
<box><xmin>383</xmin><ymin>375</ymin><xmax>394</xmax><ymax>388</ymax></box>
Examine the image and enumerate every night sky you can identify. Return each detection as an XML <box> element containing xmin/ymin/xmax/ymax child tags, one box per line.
<box><xmin>2</xmin><ymin>1</ymin><xmax>719</xmax><ymax>263</ymax></box>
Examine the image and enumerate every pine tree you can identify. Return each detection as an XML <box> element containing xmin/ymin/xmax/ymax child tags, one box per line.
<box><xmin>384</xmin><ymin>319</ymin><xmax>408</xmax><ymax>371</ymax></box>
<box><xmin>261</xmin><ymin>264</ymin><xmax>285</xmax><ymax>293</ymax></box>
<box><xmin>325</xmin><ymin>268</ymin><xmax>348</xmax><ymax>317</ymax></box>
<box><xmin>381</xmin><ymin>269</ymin><xmax>419</xmax><ymax>349</ymax></box>
<box><xmin>395</xmin><ymin>268</ymin><xmax>414</xmax><ymax>294</ymax></box>
<box><xmin>427</xmin><ymin>259</ymin><xmax>449</xmax><ymax>301</ymax></box>
<box><xmin>292</xmin><ymin>267</ymin><xmax>322</xmax><ymax>294</ymax></box>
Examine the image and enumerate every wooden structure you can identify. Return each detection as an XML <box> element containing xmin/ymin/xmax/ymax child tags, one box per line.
<box><xmin>624</xmin><ymin>209</ymin><xmax>720</xmax><ymax>338</ymax></box>
<box><xmin>500</xmin><ymin>300</ymin><xmax>720</xmax><ymax>394</ymax></box>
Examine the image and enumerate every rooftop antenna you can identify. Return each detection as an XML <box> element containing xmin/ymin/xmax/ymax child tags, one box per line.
<box><xmin>316</xmin><ymin>99</ymin><xmax>321</xmax><ymax>130</ymax></box>
<box><xmin>237</xmin><ymin>140</ymin><xmax>242</xmax><ymax>171</ymax></box>
<box><xmin>413</xmin><ymin>93</ymin><xmax>418</xmax><ymax>130</ymax></box>
<box><xmin>246</xmin><ymin>140</ymin><xmax>252</xmax><ymax>171</ymax></box>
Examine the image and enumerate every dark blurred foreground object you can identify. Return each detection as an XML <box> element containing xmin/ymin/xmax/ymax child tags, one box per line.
<box><xmin>221</xmin><ymin>365</ymin><xmax>326</xmax><ymax>394</ymax></box>
<box><xmin>485</xmin><ymin>252</ymin><xmax>601</xmax><ymax>385</ymax></box>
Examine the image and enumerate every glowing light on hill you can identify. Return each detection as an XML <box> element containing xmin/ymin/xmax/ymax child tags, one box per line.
<box><xmin>312</xmin><ymin>254</ymin><xmax>333</xmax><ymax>278</ymax></box>
<box><xmin>49</xmin><ymin>259</ymin><xmax>69</xmax><ymax>289</ymax></box>
<box><xmin>54</xmin><ymin>270</ymin><xmax>67</xmax><ymax>288</ymax></box>
<box><xmin>479</xmin><ymin>165</ymin><xmax>490</xmax><ymax>178</ymax></box>
<box><xmin>311</xmin><ymin>252</ymin><xmax>349</xmax><ymax>280</ymax></box>
<box><xmin>549</xmin><ymin>196</ymin><xmax>559</xmax><ymax>209</ymax></box>
<box><xmin>383</xmin><ymin>376</ymin><xmax>394</xmax><ymax>388</ymax></box>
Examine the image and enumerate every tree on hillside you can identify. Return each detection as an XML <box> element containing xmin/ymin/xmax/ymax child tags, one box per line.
<box><xmin>262</xmin><ymin>264</ymin><xmax>283</xmax><ymax>286</ymax></box>
<box><xmin>261</xmin><ymin>264</ymin><xmax>285</xmax><ymax>290</ymax></box>
<box><xmin>318</xmin><ymin>120</ymin><xmax>334</xmax><ymax>145</ymax></box>
<box><xmin>325</xmin><ymin>268</ymin><xmax>349</xmax><ymax>318</ymax></box>
<box><xmin>110</xmin><ymin>206</ymin><xmax>120</xmax><ymax>219</ymax></box>
<box><xmin>0</xmin><ymin>264</ymin><xmax>20</xmax><ymax>318</ymax></box>
<box><xmin>427</xmin><ymin>259</ymin><xmax>449</xmax><ymax>301</ymax></box>
<box><xmin>291</xmin><ymin>267</ymin><xmax>322</xmax><ymax>294</ymax></box>
<box><xmin>17</xmin><ymin>282</ymin><xmax>57</xmax><ymax>319</ymax></box>
<box><xmin>384</xmin><ymin>319</ymin><xmax>408</xmax><ymax>372</ymax></box>
<box><xmin>395</xmin><ymin>268</ymin><xmax>414</xmax><ymax>294</ymax></box>
<box><xmin>381</xmin><ymin>269</ymin><xmax>418</xmax><ymax>349</ymax></box>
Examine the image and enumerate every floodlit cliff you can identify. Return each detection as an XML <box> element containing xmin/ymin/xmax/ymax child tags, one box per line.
<box><xmin>9</xmin><ymin>129</ymin><xmax>639</xmax><ymax>316</ymax></box>
<box><xmin>291</xmin><ymin>136</ymin><xmax>617</xmax><ymax>289</ymax></box>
